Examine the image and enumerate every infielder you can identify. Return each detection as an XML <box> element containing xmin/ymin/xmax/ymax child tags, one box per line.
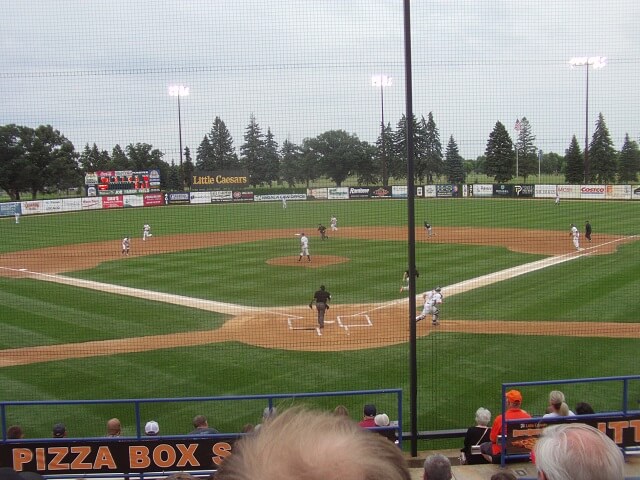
<box><xmin>121</xmin><ymin>236</ymin><xmax>131</xmax><ymax>256</ymax></box>
<box><xmin>570</xmin><ymin>223</ymin><xmax>580</xmax><ymax>251</ymax></box>
<box><xmin>424</xmin><ymin>221</ymin><xmax>433</xmax><ymax>237</ymax></box>
<box><xmin>330</xmin><ymin>215</ymin><xmax>338</xmax><ymax>231</ymax></box>
<box><xmin>142</xmin><ymin>224</ymin><xmax>152</xmax><ymax>241</ymax></box>
<box><xmin>298</xmin><ymin>233</ymin><xmax>311</xmax><ymax>262</ymax></box>
<box><xmin>400</xmin><ymin>268</ymin><xmax>419</xmax><ymax>293</ymax></box>
<box><xmin>416</xmin><ymin>286</ymin><xmax>443</xmax><ymax>326</ymax></box>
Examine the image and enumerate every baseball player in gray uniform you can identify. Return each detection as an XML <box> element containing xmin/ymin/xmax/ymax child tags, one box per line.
<box><xmin>570</xmin><ymin>224</ymin><xmax>580</xmax><ymax>251</ymax></box>
<box><xmin>416</xmin><ymin>286</ymin><xmax>443</xmax><ymax>325</ymax></box>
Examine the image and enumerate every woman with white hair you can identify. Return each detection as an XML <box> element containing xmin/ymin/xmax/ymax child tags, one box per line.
<box><xmin>543</xmin><ymin>390</ymin><xmax>575</xmax><ymax>418</ymax></box>
<box><xmin>460</xmin><ymin>407</ymin><xmax>491</xmax><ymax>465</ymax></box>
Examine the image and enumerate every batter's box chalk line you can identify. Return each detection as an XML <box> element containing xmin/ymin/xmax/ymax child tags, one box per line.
<box><xmin>336</xmin><ymin>314</ymin><xmax>373</xmax><ymax>333</ymax></box>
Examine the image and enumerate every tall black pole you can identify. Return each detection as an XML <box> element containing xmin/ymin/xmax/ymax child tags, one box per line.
<box><xmin>584</xmin><ymin>64</ymin><xmax>589</xmax><ymax>183</ymax></box>
<box><xmin>403</xmin><ymin>0</ymin><xmax>418</xmax><ymax>458</ymax></box>
<box><xmin>178</xmin><ymin>94</ymin><xmax>184</xmax><ymax>166</ymax></box>
<box><xmin>381</xmin><ymin>84</ymin><xmax>388</xmax><ymax>186</ymax></box>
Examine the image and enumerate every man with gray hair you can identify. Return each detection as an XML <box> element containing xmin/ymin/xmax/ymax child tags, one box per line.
<box><xmin>534</xmin><ymin>423</ymin><xmax>624</xmax><ymax>480</ymax></box>
<box><xmin>423</xmin><ymin>453</ymin><xmax>452</xmax><ymax>480</ymax></box>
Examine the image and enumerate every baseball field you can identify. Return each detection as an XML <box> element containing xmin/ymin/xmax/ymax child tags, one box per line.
<box><xmin>0</xmin><ymin>197</ymin><xmax>639</xmax><ymax>448</ymax></box>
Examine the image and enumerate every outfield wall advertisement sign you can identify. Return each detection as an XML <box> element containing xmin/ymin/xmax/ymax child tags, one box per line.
<box><xmin>632</xmin><ymin>186</ymin><xmax>640</xmax><ymax>200</ymax></box>
<box><xmin>164</xmin><ymin>192</ymin><xmax>190</xmax><ymax>205</ymax></box>
<box><xmin>190</xmin><ymin>170</ymin><xmax>249</xmax><ymax>190</ymax></box>
<box><xmin>0</xmin><ymin>437</ymin><xmax>237</xmax><ymax>475</ymax></box>
<box><xmin>254</xmin><ymin>193</ymin><xmax>306</xmax><ymax>202</ymax></box>
<box><xmin>232</xmin><ymin>191</ymin><xmax>254</xmax><ymax>202</ymax></box>
<box><xmin>190</xmin><ymin>191</ymin><xmax>212</xmax><ymax>204</ymax></box>
<box><xmin>580</xmin><ymin>185</ymin><xmax>606</xmax><ymax>200</ymax></box>
<box><xmin>307</xmin><ymin>188</ymin><xmax>328</xmax><ymax>200</ymax></box>
<box><xmin>468</xmin><ymin>184</ymin><xmax>493</xmax><ymax>197</ymax></box>
<box><xmin>423</xmin><ymin>185</ymin><xmax>437</xmax><ymax>198</ymax></box>
<box><xmin>493</xmin><ymin>184</ymin><xmax>513</xmax><ymax>197</ymax></box>
<box><xmin>513</xmin><ymin>185</ymin><xmax>534</xmax><ymax>197</ymax></box>
<box><xmin>0</xmin><ymin>202</ymin><xmax>21</xmax><ymax>217</ymax></box>
<box><xmin>101</xmin><ymin>196</ymin><xmax>124</xmax><ymax>209</ymax></box>
<box><xmin>605</xmin><ymin>185</ymin><xmax>630</xmax><ymax>200</ymax></box>
<box><xmin>349</xmin><ymin>186</ymin><xmax>372</xmax><ymax>198</ymax></box>
<box><xmin>210</xmin><ymin>190</ymin><xmax>234</xmax><ymax>202</ymax></box>
<box><xmin>391</xmin><ymin>185</ymin><xmax>407</xmax><ymax>198</ymax></box>
<box><xmin>535</xmin><ymin>184</ymin><xmax>557</xmax><ymax>198</ymax></box>
<box><xmin>557</xmin><ymin>184</ymin><xmax>580</xmax><ymax>199</ymax></box>
<box><xmin>327</xmin><ymin>187</ymin><xmax>349</xmax><ymax>200</ymax></box>
<box><xmin>143</xmin><ymin>193</ymin><xmax>165</xmax><ymax>206</ymax></box>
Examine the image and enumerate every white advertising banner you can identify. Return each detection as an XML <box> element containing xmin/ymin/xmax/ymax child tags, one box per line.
<box><xmin>579</xmin><ymin>185</ymin><xmax>606</xmax><ymax>200</ymax></box>
<box><xmin>605</xmin><ymin>185</ymin><xmax>631</xmax><ymax>200</ymax></box>
<box><xmin>124</xmin><ymin>195</ymin><xmax>144</xmax><ymax>207</ymax></box>
<box><xmin>556</xmin><ymin>184</ymin><xmax>580</xmax><ymax>199</ymax></box>
<box><xmin>189</xmin><ymin>191</ymin><xmax>212</xmax><ymax>204</ymax></box>
<box><xmin>327</xmin><ymin>187</ymin><xmax>349</xmax><ymax>200</ymax></box>
<box><xmin>423</xmin><ymin>185</ymin><xmax>437</xmax><ymax>198</ymax></box>
<box><xmin>535</xmin><ymin>184</ymin><xmax>557</xmax><ymax>198</ymax></box>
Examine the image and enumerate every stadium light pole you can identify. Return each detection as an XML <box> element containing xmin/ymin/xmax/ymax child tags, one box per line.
<box><xmin>168</xmin><ymin>85</ymin><xmax>190</xmax><ymax>166</ymax></box>
<box><xmin>569</xmin><ymin>56</ymin><xmax>606</xmax><ymax>183</ymax></box>
<box><xmin>371</xmin><ymin>75</ymin><xmax>392</xmax><ymax>186</ymax></box>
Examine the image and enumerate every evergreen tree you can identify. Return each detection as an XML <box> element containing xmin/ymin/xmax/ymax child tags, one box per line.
<box><xmin>617</xmin><ymin>133</ymin><xmax>640</xmax><ymax>183</ymax></box>
<box><xmin>263</xmin><ymin>128</ymin><xmax>280</xmax><ymax>186</ymax></box>
<box><xmin>484</xmin><ymin>121</ymin><xmax>515</xmax><ymax>183</ymax></box>
<box><xmin>444</xmin><ymin>135</ymin><xmax>466</xmax><ymax>183</ymax></box>
<box><xmin>588</xmin><ymin>113</ymin><xmax>617</xmax><ymax>183</ymax></box>
<box><xmin>280</xmin><ymin>139</ymin><xmax>302</xmax><ymax>188</ymax></box>
<box><xmin>240</xmin><ymin>114</ymin><xmax>267</xmax><ymax>186</ymax></box>
<box><xmin>515</xmin><ymin>117</ymin><xmax>537</xmax><ymax>181</ymax></box>
<box><xmin>111</xmin><ymin>144</ymin><xmax>130</xmax><ymax>170</ymax></box>
<box><xmin>166</xmin><ymin>160</ymin><xmax>182</xmax><ymax>191</ymax></box>
<box><xmin>78</xmin><ymin>143</ymin><xmax>110</xmax><ymax>172</ymax></box>
<box><xmin>197</xmin><ymin>117</ymin><xmax>238</xmax><ymax>171</ymax></box>
<box><xmin>181</xmin><ymin>146</ymin><xmax>194</xmax><ymax>190</ymax></box>
<box><xmin>422</xmin><ymin>112</ymin><xmax>444</xmax><ymax>183</ymax></box>
<box><xmin>392</xmin><ymin>114</ymin><xmax>422</xmax><ymax>182</ymax></box>
<box><xmin>564</xmin><ymin>135</ymin><xmax>584</xmax><ymax>183</ymax></box>
<box><xmin>354</xmin><ymin>141</ymin><xmax>379</xmax><ymax>185</ymax></box>
<box><xmin>375</xmin><ymin>122</ymin><xmax>394</xmax><ymax>186</ymax></box>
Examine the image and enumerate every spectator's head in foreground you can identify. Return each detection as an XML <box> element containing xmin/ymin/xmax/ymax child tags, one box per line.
<box><xmin>422</xmin><ymin>453</ymin><xmax>452</xmax><ymax>480</ymax></box>
<box><xmin>215</xmin><ymin>407</ymin><xmax>410</xmax><ymax>480</ymax></box>
<box><xmin>534</xmin><ymin>423</ymin><xmax>624</xmax><ymax>480</ymax></box>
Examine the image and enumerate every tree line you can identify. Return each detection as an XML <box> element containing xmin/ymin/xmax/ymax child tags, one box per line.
<box><xmin>1</xmin><ymin>112</ymin><xmax>638</xmax><ymax>200</ymax></box>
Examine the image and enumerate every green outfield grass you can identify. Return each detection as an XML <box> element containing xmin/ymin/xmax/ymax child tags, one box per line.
<box><xmin>0</xmin><ymin>198</ymin><xmax>638</xmax><ymax>448</ymax></box>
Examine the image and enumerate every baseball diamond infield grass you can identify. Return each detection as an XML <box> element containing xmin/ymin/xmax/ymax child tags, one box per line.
<box><xmin>0</xmin><ymin>198</ymin><xmax>639</xmax><ymax>449</ymax></box>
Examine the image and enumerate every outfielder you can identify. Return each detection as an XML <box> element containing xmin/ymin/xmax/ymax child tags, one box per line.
<box><xmin>298</xmin><ymin>233</ymin><xmax>311</xmax><ymax>262</ymax></box>
<box><xmin>142</xmin><ymin>224</ymin><xmax>152</xmax><ymax>241</ymax></box>
<box><xmin>570</xmin><ymin>223</ymin><xmax>580</xmax><ymax>251</ymax></box>
<box><xmin>416</xmin><ymin>286</ymin><xmax>443</xmax><ymax>326</ymax></box>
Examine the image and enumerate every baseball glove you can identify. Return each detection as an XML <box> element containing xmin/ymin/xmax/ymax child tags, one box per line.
<box><xmin>309</xmin><ymin>303</ymin><xmax>313</xmax><ymax>309</ymax></box>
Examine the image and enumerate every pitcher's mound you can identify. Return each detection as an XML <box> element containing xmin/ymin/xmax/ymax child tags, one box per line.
<box><xmin>267</xmin><ymin>255</ymin><xmax>350</xmax><ymax>268</ymax></box>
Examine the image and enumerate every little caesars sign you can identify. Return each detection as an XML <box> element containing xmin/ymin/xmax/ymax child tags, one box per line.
<box><xmin>191</xmin><ymin>170</ymin><xmax>249</xmax><ymax>190</ymax></box>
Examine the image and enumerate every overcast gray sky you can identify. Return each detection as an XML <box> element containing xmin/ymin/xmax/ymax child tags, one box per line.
<box><xmin>2</xmin><ymin>0</ymin><xmax>639</xmax><ymax>162</ymax></box>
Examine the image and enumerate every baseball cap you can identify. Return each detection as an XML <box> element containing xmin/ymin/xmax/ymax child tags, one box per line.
<box><xmin>145</xmin><ymin>421</ymin><xmax>159</xmax><ymax>435</ymax></box>
<box><xmin>505</xmin><ymin>390</ymin><xmax>523</xmax><ymax>403</ymax></box>
<box><xmin>435</xmin><ymin>286</ymin><xmax>442</xmax><ymax>292</ymax></box>
<box><xmin>52</xmin><ymin>423</ymin><xmax>66</xmax><ymax>438</ymax></box>
<box><xmin>363</xmin><ymin>404</ymin><xmax>377</xmax><ymax>417</ymax></box>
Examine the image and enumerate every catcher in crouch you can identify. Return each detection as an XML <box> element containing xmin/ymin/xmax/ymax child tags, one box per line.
<box><xmin>416</xmin><ymin>286</ymin><xmax>443</xmax><ymax>326</ymax></box>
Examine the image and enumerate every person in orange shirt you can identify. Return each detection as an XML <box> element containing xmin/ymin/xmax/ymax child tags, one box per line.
<box><xmin>480</xmin><ymin>389</ymin><xmax>531</xmax><ymax>463</ymax></box>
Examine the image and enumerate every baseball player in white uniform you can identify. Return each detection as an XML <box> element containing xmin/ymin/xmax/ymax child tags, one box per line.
<box><xmin>298</xmin><ymin>233</ymin><xmax>311</xmax><ymax>262</ymax></box>
<box><xmin>416</xmin><ymin>286</ymin><xmax>443</xmax><ymax>325</ymax></box>
<box><xmin>570</xmin><ymin>223</ymin><xmax>580</xmax><ymax>251</ymax></box>
<box><xmin>121</xmin><ymin>236</ymin><xmax>131</xmax><ymax>256</ymax></box>
<box><xmin>330</xmin><ymin>216</ymin><xmax>338</xmax><ymax>231</ymax></box>
<box><xmin>142</xmin><ymin>224</ymin><xmax>152</xmax><ymax>241</ymax></box>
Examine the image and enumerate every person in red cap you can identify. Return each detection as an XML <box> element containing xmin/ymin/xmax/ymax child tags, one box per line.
<box><xmin>480</xmin><ymin>389</ymin><xmax>531</xmax><ymax>463</ymax></box>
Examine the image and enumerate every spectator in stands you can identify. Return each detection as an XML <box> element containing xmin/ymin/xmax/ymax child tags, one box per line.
<box><xmin>7</xmin><ymin>425</ymin><xmax>24</xmax><ymax>439</ymax></box>
<box><xmin>461</xmin><ymin>407</ymin><xmax>491</xmax><ymax>465</ymax></box>
<box><xmin>144</xmin><ymin>420</ymin><xmax>160</xmax><ymax>436</ymax></box>
<box><xmin>255</xmin><ymin>407</ymin><xmax>278</xmax><ymax>431</ymax></box>
<box><xmin>52</xmin><ymin>423</ymin><xmax>67</xmax><ymax>438</ymax></box>
<box><xmin>358</xmin><ymin>404</ymin><xmax>377</xmax><ymax>427</ymax></box>
<box><xmin>542</xmin><ymin>390</ymin><xmax>575</xmax><ymax>418</ymax></box>
<box><xmin>490</xmin><ymin>473</ymin><xmax>516</xmax><ymax>480</ymax></box>
<box><xmin>333</xmin><ymin>405</ymin><xmax>349</xmax><ymax>417</ymax></box>
<box><xmin>374</xmin><ymin>413</ymin><xmax>396</xmax><ymax>442</ymax></box>
<box><xmin>215</xmin><ymin>407</ymin><xmax>411</xmax><ymax>480</ymax></box>
<box><xmin>534</xmin><ymin>423</ymin><xmax>624</xmax><ymax>480</ymax></box>
<box><xmin>423</xmin><ymin>453</ymin><xmax>452</xmax><ymax>480</ymax></box>
<box><xmin>575</xmin><ymin>401</ymin><xmax>595</xmax><ymax>415</ymax></box>
<box><xmin>106</xmin><ymin>418</ymin><xmax>122</xmax><ymax>437</ymax></box>
<box><xmin>480</xmin><ymin>389</ymin><xmax>531</xmax><ymax>464</ymax></box>
<box><xmin>189</xmin><ymin>415</ymin><xmax>219</xmax><ymax>435</ymax></box>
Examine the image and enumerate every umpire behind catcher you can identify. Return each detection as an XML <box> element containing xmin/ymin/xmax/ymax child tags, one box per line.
<box><xmin>310</xmin><ymin>285</ymin><xmax>331</xmax><ymax>329</ymax></box>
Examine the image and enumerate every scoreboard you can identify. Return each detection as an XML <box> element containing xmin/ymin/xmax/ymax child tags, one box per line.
<box><xmin>85</xmin><ymin>170</ymin><xmax>161</xmax><ymax>196</ymax></box>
